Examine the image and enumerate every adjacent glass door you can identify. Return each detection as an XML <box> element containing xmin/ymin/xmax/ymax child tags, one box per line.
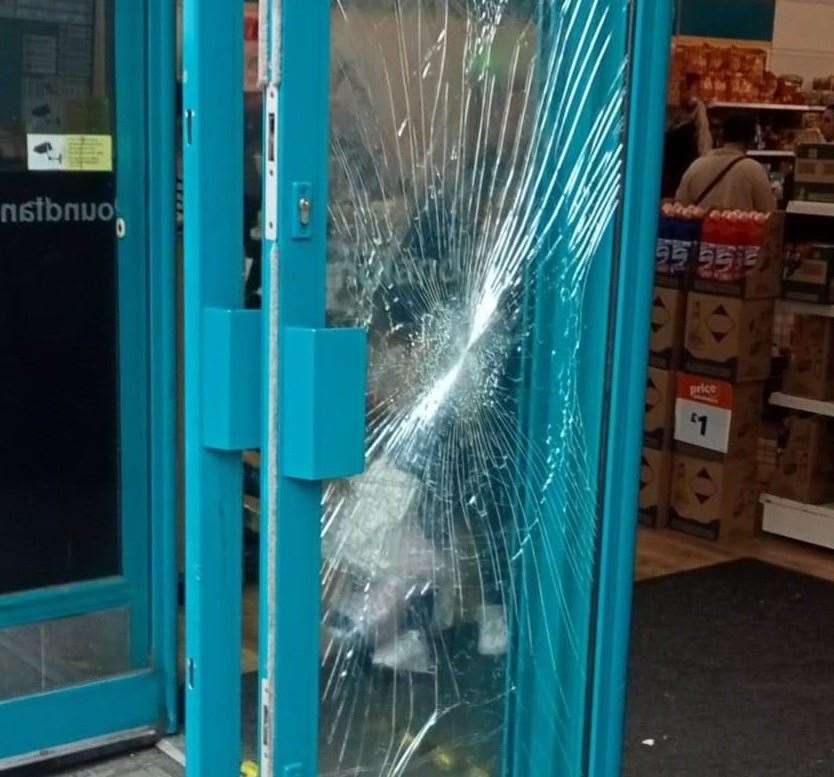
<box><xmin>0</xmin><ymin>0</ymin><xmax>176</xmax><ymax>767</ymax></box>
<box><xmin>258</xmin><ymin>1</ymin><xmax>671</xmax><ymax>775</ymax></box>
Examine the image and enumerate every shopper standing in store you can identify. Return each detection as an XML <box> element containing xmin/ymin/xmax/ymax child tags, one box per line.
<box><xmin>675</xmin><ymin>113</ymin><xmax>776</xmax><ymax>212</ymax></box>
<box><xmin>661</xmin><ymin>74</ymin><xmax>714</xmax><ymax>198</ymax></box>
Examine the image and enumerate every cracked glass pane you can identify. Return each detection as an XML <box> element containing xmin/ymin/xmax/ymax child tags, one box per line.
<box><xmin>323</xmin><ymin>1</ymin><xmax>625</xmax><ymax>774</ymax></box>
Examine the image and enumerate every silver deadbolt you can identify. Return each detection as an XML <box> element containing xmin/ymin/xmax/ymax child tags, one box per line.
<box><xmin>298</xmin><ymin>197</ymin><xmax>312</xmax><ymax>226</ymax></box>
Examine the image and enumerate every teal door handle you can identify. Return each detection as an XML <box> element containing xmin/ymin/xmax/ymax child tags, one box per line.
<box><xmin>281</xmin><ymin>326</ymin><xmax>368</xmax><ymax>480</ymax></box>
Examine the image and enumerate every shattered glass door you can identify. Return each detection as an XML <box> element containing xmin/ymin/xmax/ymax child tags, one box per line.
<box><xmin>319</xmin><ymin>1</ymin><xmax>628</xmax><ymax>774</ymax></box>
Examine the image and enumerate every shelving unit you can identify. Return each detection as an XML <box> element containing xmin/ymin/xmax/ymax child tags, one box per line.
<box><xmin>747</xmin><ymin>149</ymin><xmax>795</xmax><ymax>159</ymax></box>
<box><xmin>709</xmin><ymin>101</ymin><xmax>826</xmax><ymax>113</ymax></box>
<box><xmin>769</xmin><ymin>392</ymin><xmax>834</xmax><ymax>417</ymax></box>
<box><xmin>777</xmin><ymin>299</ymin><xmax>834</xmax><ymax>318</ymax></box>
<box><xmin>761</xmin><ymin>494</ymin><xmax>834</xmax><ymax>550</ymax></box>
<box><xmin>786</xmin><ymin>200</ymin><xmax>834</xmax><ymax>218</ymax></box>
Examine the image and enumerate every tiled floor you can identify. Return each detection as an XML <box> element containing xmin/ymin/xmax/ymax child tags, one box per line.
<box><xmin>50</xmin><ymin>747</ymin><xmax>182</xmax><ymax>777</ymax></box>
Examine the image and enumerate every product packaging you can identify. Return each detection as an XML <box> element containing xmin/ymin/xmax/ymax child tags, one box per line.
<box><xmin>650</xmin><ymin>286</ymin><xmax>687</xmax><ymax>369</ymax></box>
<box><xmin>684</xmin><ymin>293</ymin><xmax>775</xmax><ymax>382</ymax></box>
<box><xmin>644</xmin><ymin>368</ymin><xmax>676</xmax><ymax>450</ymax></box>
<box><xmin>783</xmin><ymin>315</ymin><xmax>834</xmax><ymax>400</ymax></box>
<box><xmin>694</xmin><ymin>210</ymin><xmax>785</xmax><ymax>299</ymax></box>
<box><xmin>782</xmin><ymin>243</ymin><xmax>834</xmax><ymax>305</ymax></box>
<box><xmin>772</xmin><ymin>415</ymin><xmax>834</xmax><ymax>505</ymax></box>
<box><xmin>669</xmin><ymin>453</ymin><xmax>759</xmax><ymax>541</ymax></box>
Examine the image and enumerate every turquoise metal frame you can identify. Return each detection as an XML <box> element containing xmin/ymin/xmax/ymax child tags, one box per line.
<box><xmin>0</xmin><ymin>0</ymin><xmax>179</xmax><ymax>760</ymax></box>
<box><xmin>588</xmin><ymin>2</ymin><xmax>674</xmax><ymax>775</ymax></box>
<box><xmin>258</xmin><ymin>4</ymin><xmax>339</xmax><ymax>773</ymax></box>
<box><xmin>182</xmin><ymin>0</ymin><xmax>246</xmax><ymax>774</ymax></box>
<box><xmin>504</xmin><ymin>2</ymin><xmax>632</xmax><ymax>774</ymax></box>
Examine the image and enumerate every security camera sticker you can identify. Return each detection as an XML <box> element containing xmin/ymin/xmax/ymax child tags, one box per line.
<box><xmin>27</xmin><ymin>135</ymin><xmax>112</xmax><ymax>172</ymax></box>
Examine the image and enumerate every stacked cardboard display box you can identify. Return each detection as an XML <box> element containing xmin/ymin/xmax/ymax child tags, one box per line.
<box><xmin>641</xmin><ymin>207</ymin><xmax>785</xmax><ymax>541</ymax></box>
<box><xmin>640</xmin><ymin>286</ymin><xmax>687</xmax><ymax>527</ymax></box>
<box><xmin>770</xmin><ymin>314</ymin><xmax>834</xmax><ymax>505</ymax></box>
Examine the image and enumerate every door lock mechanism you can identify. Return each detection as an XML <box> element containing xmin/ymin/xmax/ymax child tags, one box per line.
<box><xmin>291</xmin><ymin>182</ymin><xmax>312</xmax><ymax>240</ymax></box>
<box><xmin>298</xmin><ymin>197</ymin><xmax>312</xmax><ymax>226</ymax></box>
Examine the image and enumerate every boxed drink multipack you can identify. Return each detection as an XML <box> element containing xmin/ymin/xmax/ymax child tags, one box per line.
<box><xmin>693</xmin><ymin>210</ymin><xmax>785</xmax><ymax>299</ymax></box>
<box><xmin>656</xmin><ymin>203</ymin><xmax>704</xmax><ymax>288</ymax></box>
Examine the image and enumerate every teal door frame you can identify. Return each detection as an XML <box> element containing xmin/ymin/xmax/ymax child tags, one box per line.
<box><xmin>0</xmin><ymin>0</ymin><xmax>178</xmax><ymax>765</ymax></box>
<box><xmin>181</xmin><ymin>0</ymin><xmax>248</xmax><ymax>774</ymax></box>
<box><xmin>182</xmin><ymin>1</ymin><xmax>673</xmax><ymax>775</ymax></box>
<box><xmin>588</xmin><ymin>2</ymin><xmax>674</xmax><ymax>774</ymax></box>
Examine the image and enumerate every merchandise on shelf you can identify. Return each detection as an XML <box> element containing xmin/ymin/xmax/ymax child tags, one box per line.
<box><xmin>772</xmin><ymin>415</ymin><xmax>834</xmax><ymax>505</ymax></box>
<box><xmin>670</xmin><ymin>42</ymin><xmax>809</xmax><ymax>105</ymax></box>
<box><xmin>694</xmin><ymin>210</ymin><xmax>785</xmax><ymax>298</ymax></box>
<box><xmin>756</xmin><ymin>425</ymin><xmax>780</xmax><ymax>487</ymax></box>
<box><xmin>810</xmin><ymin>75</ymin><xmax>834</xmax><ymax>106</ymax></box>
<box><xmin>783</xmin><ymin>242</ymin><xmax>834</xmax><ymax>304</ymax></box>
<box><xmin>783</xmin><ymin>315</ymin><xmax>834</xmax><ymax>400</ymax></box>
<box><xmin>793</xmin><ymin>143</ymin><xmax>834</xmax><ymax>204</ymax></box>
<box><xmin>656</xmin><ymin>203</ymin><xmax>704</xmax><ymax>287</ymax></box>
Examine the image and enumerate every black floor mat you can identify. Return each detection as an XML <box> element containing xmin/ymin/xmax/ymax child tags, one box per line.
<box><xmin>624</xmin><ymin>558</ymin><xmax>834</xmax><ymax>777</ymax></box>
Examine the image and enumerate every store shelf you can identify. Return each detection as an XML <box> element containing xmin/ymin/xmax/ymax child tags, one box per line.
<box><xmin>786</xmin><ymin>200</ymin><xmax>834</xmax><ymax>217</ymax></box>
<box><xmin>761</xmin><ymin>494</ymin><xmax>834</xmax><ymax>550</ymax></box>
<box><xmin>747</xmin><ymin>149</ymin><xmax>795</xmax><ymax>158</ymax></box>
<box><xmin>769</xmin><ymin>392</ymin><xmax>834</xmax><ymax>416</ymax></box>
<box><xmin>709</xmin><ymin>101</ymin><xmax>826</xmax><ymax>113</ymax></box>
<box><xmin>777</xmin><ymin>299</ymin><xmax>834</xmax><ymax>318</ymax></box>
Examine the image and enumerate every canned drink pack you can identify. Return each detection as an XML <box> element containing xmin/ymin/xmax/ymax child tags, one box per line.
<box><xmin>696</xmin><ymin>209</ymin><xmax>770</xmax><ymax>283</ymax></box>
<box><xmin>657</xmin><ymin>203</ymin><xmax>704</xmax><ymax>276</ymax></box>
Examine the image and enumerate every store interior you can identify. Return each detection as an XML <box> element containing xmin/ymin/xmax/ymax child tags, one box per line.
<box><xmin>629</xmin><ymin>2</ymin><xmax>834</xmax><ymax>775</ymax></box>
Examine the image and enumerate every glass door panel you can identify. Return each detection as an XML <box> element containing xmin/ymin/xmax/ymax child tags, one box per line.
<box><xmin>0</xmin><ymin>0</ymin><xmax>176</xmax><ymax>764</ymax></box>
<box><xmin>0</xmin><ymin>0</ymin><xmax>121</xmax><ymax>596</ymax></box>
<box><xmin>320</xmin><ymin>2</ymin><xmax>627</xmax><ymax>774</ymax></box>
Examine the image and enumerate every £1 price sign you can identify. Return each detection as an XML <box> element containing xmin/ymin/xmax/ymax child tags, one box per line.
<box><xmin>674</xmin><ymin>374</ymin><xmax>734</xmax><ymax>454</ymax></box>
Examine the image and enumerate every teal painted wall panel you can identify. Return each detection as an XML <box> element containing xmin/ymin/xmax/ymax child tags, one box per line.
<box><xmin>677</xmin><ymin>0</ymin><xmax>776</xmax><ymax>41</ymax></box>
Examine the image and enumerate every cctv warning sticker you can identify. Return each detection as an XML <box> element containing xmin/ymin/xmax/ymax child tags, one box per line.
<box><xmin>675</xmin><ymin>374</ymin><xmax>734</xmax><ymax>454</ymax></box>
<box><xmin>27</xmin><ymin>135</ymin><xmax>113</xmax><ymax>172</ymax></box>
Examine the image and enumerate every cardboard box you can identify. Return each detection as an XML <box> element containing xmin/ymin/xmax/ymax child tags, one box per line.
<box><xmin>644</xmin><ymin>368</ymin><xmax>676</xmax><ymax>450</ymax></box>
<box><xmin>674</xmin><ymin>374</ymin><xmax>764</xmax><ymax>460</ymax></box>
<box><xmin>772</xmin><ymin>415</ymin><xmax>834</xmax><ymax>505</ymax></box>
<box><xmin>684</xmin><ymin>293</ymin><xmax>774</xmax><ymax>382</ymax></box>
<box><xmin>639</xmin><ymin>447</ymin><xmax>672</xmax><ymax>528</ymax></box>
<box><xmin>782</xmin><ymin>243</ymin><xmax>834</xmax><ymax>305</ymax></box>
<box><xmin>692</xmin><ymin>212</ymin><xmax>785</xmax><ymax>299</ymax></box>
<box><xmin>649</xmin><ymin>287</ymin><xmax>686</xmax><ymax>370</ymax></box>
<box><xmin>783</xmin><ymin>316</ymin><xmax>834</xmax><ymax>400</ymax></box>
<box><xmin>793</xmin><ymin>145</ymin><xmax>834</xmax><ymax>201</ymax></box>
<box><xmin>669</xmin><ymin>453</ymin><xmax>759</xmax><ymax>541</ymax></box>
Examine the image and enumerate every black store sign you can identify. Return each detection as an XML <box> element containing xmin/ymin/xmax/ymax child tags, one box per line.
<box><xmin>0</xmin><ymin>172</ymin><xmax>121</xmax><ymax>594</ymax></box>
